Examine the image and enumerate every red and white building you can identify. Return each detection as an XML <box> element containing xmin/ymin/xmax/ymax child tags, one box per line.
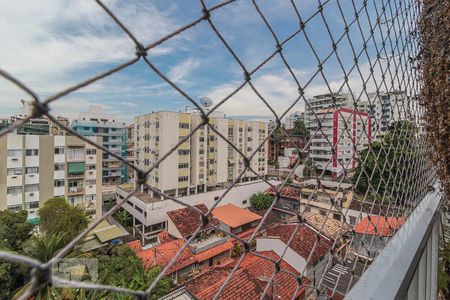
<box><xmin>309</xmin><ymin>108</ymin><xmax>371</xmax><ymax>175</ymax></box>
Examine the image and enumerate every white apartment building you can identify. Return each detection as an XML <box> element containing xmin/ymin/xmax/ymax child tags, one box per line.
<box><xmin>358</xmin><ymin>91</ymin><xmax>409</xmax><ymax>139</ymax></box>
<box><xmin>284</xmin><ymin>111</ymin><xmax>304</xmax><ymax>130</ymax></box>
<box><xmin>0</xmin><ymin>134</ymin><xmax>103</xmax><ymax>221</ymax></box>
<box><xmin>134</xmin><ymin>110</ymin><xmax>268</xmax><ymax>198</ymax></box>
<box><xmin>305</xmin><ymin>93</ymin><xmax>354</xmax><ymax>129</ymax></box>
<box><xmin>309</xmin><ymin>108</ymin><xmax>371</xmax><ymax>175</ymax></box>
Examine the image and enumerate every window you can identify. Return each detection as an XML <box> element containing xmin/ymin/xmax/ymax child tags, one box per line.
<box><xmin>7</xmin><ymin>204</ymin><xmax>22</xmax><ymax>211</ymax></box>
<box><xmin>178</xmin><ymin>176</ymin><xmax>189</xmax><ymax>182</ymax></box>
<box><xmin>7</xmin><ymin>168</ymin><xmax>23</xmax><ymax>176</ymax></box>
<box><xmin>7</xmin><ymin>186</ymin><xmax>22</xmax><ymax>195</ymax></box>
<box><xmin>178</xmin><ymin>163</ymin><xmax>189</xmax><ymax>169</ymax></box>
<box><xmin>54</xmin><ymin>179</ymin><xmax>64</xmax><ymax>187</ymax></box>
<box><xmin>242</xmin><ymin>200</ymin><xmax>248</xmax><ymax>205</ymax></box>
<box><xmin>86</xmin><ymin>149</ymin><xmax>96</xmax><ymax>155</ymax></box>
<box><xmin>333</xmin><ymin>213</ymin><xmax>341</xmax><ymax>221</ymax></box>
<box><xmin>178</xmin><ymin>149</ymin><xmax>190</xmax><ymax>155</ymax></box>
<box><xmin>199</xmin><ymin>149</ymin><xmax>204</xmax><ymax>154</ymax></box>
<box><xmin>214</xmin><ymin>196</ymin><xmax>220</xmax><ymax>201</ymax></box>
<box><xmin>179</xmin><ymin>123</ymin><xmax>189</xmax><ymax>129</ymax></box>
<box><xmin>7</xmin><ymin>149</ymin><xmax>22</xmax><ymax>157</ymax></box>
<box><xmin>54</xmin><ymin>147</ymin><xmax>65</xmax><ymax>155</ymax></box>
<box><xmin>26</xmin><ymin>167</ymin><xmax>39</xmax><ymax>174</ymax></box>
<box><xmin>26</xmin><ymin>149</ymin><xmax>39</xmax><ymax>156</ymax></box>
<box><xmin>54</xmin><ymin>163</ymin><xmax>65</xmax><ymax>171</ymax></box>
<box><xmin>26</xmin><ymin>202</ymin><xmax>39</xmax><ymax>209</ymax></box>
<box><xmin>85</xmin><ymin>194</ymin><xmax>96</xmax><ymax>201</ymax></box>
<box><xmin>25</xmin><ymin>184</ymin><xmax>39</xmax><ymax>192</ymax></box>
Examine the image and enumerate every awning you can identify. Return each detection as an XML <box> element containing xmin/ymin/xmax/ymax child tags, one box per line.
<box><xmin>68</xmin><ymin>162</ymin><xmax>85</xmax><ymax>174</ymax></box>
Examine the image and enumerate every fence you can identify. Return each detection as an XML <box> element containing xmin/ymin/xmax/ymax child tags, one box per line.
<box><xmin>0</xmin><ymin>0</ymin><xmax>436</xmax><ymax>299</ymax></box>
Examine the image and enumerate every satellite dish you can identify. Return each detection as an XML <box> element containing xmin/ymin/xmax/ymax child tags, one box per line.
<box><xmin>199</xmin><ymin>96</ymin><xmax>213</xmax><ymax>108</ymax></box>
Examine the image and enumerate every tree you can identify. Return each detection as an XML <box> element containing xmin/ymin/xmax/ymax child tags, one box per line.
<box><xmin>352</xmin><ymin>121</ymin><xmax>420</xmax><ymax>205</ymax></box>
<box><xmin>0</xmin><ymin>209</ymin><xmax>34</xmax><ymax>251</ymax></box>
<box><xmin>302</xmin><ymin>159</ymin><xmax>318</xmax><ymax>179</ymax></box>
<box><xmin>39</xmin><ymin>197</ymin><xmax>89</xmax><ymax>245</ymax></box>
<box><xmin>0</xmin><ymin>210</ymin><xmax>35</xmax><ymax>299</ymax></box>
<box><xmin>250</xmin><ymin>193</ymin><xmax>274</xmax><ymax>211</ymax></box>
<box><xmin>292</xmin><ymin>119</ymin><xmax>310</xmax><ymax>140</ymax></box>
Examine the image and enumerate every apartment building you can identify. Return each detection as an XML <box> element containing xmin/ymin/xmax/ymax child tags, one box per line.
<box><xmin>72</xmin><ymin>106</ymin><xmax>127</xmax><ymax>185</ymax></box>
<box><xmin>305</xmin><ymin>93</ymin><xmax>354</xmax><ymax>129</ymax></box>
<box><xmin>284</xmin><ymin>111</ymin><xmax>304</xmax><ymax>130</ymax></box>
<box><xmin>0</xmin><ymin>134</ymin><xmax>103</xmax><ymax>221</ymax></box>
<box><xmin>126</xmin><ymin>124</ymin><xmax>135</xmax><ymax>180</ymax></box>
<box><xmin>357</xmin><ymin>91</ymin><xmax>409</xmax><ymax>139</ymax></box>
<box><xmin>134</xmin><ymin>110</ymin><xmax>268</xmax><ymax>197</ymax></box>
<box><xmin>309</xmin><ymin>108</ymin><xmax>371</xmax><ymax>175</ymax></box>
<box><xmin>0</xmin><ymin>100</ymin><xmax>50</xmax><ymax>135</ymax></box>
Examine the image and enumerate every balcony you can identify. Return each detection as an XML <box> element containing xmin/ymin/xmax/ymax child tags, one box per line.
<box><xmin>68</xmin><ymin>186</ymin><xmax>84</xmax><ymax>195</ymax></box>
<box><xmin>189</xmin><ymin>233</ymin><xmax>229</xmax><ymax>254</ymax></box>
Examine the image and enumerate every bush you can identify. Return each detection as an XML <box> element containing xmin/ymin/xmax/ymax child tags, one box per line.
<box><xmin>249</xmin><ymin>192</ymin><xmax>274</xmax><ymax>211</ymax></box>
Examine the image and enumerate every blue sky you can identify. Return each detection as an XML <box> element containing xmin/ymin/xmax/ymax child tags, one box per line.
<box><xmin>0</xmin><ymin>0</ymin><xmax>400</xmax><ymax>123</ymax></box>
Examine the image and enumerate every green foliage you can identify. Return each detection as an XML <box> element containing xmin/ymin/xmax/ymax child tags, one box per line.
<box><xmin>302</xmin><ymin>159</ymin><xmax>318</xmax><ymax>179</ymax></box>
<box><xmin>232</xmin><ymin>243</ymin><xmax>243</xmax><ymax>258</ymax></box>
<box><xmin>292</xmin><ymin>119</ymin><xmax>309</xmax><ymax>140</ymax></box>
<box><xmin>39</xmin><ymin>197</ymin><xmax>89</xmax><ymax>244</ymax></box>
<box><xmin>24</xmin><ymin>232</ymin><xmax>67</xmax><ymax>263</ymax></box>
<box><xmin>352</xmin><ymin>121</ymin><xmax>420</xmax><ymax>205</ymax></box>
<box><xmin>0</xmin><ymin>209</ymin><xmax>34</xmax><ymax>251</ymax></box>
<box><xmin>250</xmin><ymin>192</ymin><xmax>274</xmax><ymax>211</ymax></box>
<box><xmin>0</xmin><ymin>209</ymin><xmax>34</xmax><ymax>298</ymax></box>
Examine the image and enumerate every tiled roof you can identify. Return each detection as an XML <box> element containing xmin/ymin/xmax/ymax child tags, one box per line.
<box><xmin>127</xmin><ymin>238</ymin><xmax>233</xmax><ymax>274</ymax></box>
<box><xmin>167</xmin><ymin>204</ymin><xmax>219</xmax><ymax>238</ymax></box>
<box><xmin>133</xmin><ymin>239</ymin><xmax>196</xmax><ymax>274</ymax></box>
<box><xmin>212</xmin><ymin>204</ymin><xmax>262</xmax><ymax>228</ymax></box>
<box><xmin>263</xmin><ymin>224</ymin><xmax>333</xmax><ymax>264</ymax></box>
<box><xmin>184</xmin><ymin>251</ymin><xmax>308</xmax><ymax>300</ymax></box>
<box><xmin>299</xmin><ymin>212</ymin><xmax>351</xmax><ymax>240</ymax></box>
<box><xmin>194</xmin><ymin>240</ymin><xmax>233</xmax><ymax>262</ymax></box>
<box><xmin>248</xmin><ymin>207</ymin><xmax>281</xmax><ymax>227</ymax></box>
<box><xmin>127</xmin><ymin>240</ymin><xmax>142</xmax><ymax>252</ymax></box>
<box><xmin>266</xmin><ymin>185</ymin><xmax>302</xmax><ymax>200</ymax></box>
<box><xmin>354</xmin><ymin>216</ymin><xmax>405</xmax><ymax>237</ymax></box>
<box><xmin>158</xmin><ymin>230</ymin><xmax>175</xmax><ymax>243</ymax></box>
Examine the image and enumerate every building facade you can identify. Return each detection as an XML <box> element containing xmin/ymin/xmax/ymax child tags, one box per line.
<box><xmin>305</xmin><ymin>93</ymin><xmax>354</xmax><ymax>129</ymax></box>
<box><xmin>0</xmin><ymin>134</ymin><xmax>103</xmax><ymax>221</ymax></box>
<box><xmin>309</xmin><ymin>108</ymin><xmax>371</xmax><ymax>175</ymax></box>
<box><xmin>284</xmin><ymin>111</ymin><xmax>304</xmax><ymax>130</ymax></box>
<box><xmin>134</xmin><ymin>110</ymin><xmax>268</xmax><ymax>197</ymax></box>
<box><xmin>358</xmin><ymin>91</ymin><xmax>409</xmax><ymax>139</ymax></box>
<box><xmin>126</xmin><ymin>124</ymin><xmax>135</xmax><ymax>181</ymax></box>
<box><xmin>72</xmin><ymin>106</ymin><xmax>127</xmax><ymax>185</ymax></box>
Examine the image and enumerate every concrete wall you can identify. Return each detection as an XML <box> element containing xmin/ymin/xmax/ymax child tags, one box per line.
<box><xmin>256</xmin><ymin>237</ymin><xmax>307</xmax><ymax>273</ymax></box>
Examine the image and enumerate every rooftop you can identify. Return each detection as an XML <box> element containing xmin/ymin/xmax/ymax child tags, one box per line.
<box><xmin>302</xmin><ymin>179</ymin><xmax>353</xmax><ymax>190</ymax></box>
<box><xmin>167</xmin><ymin>204</ymin><xmax>219</xmax><ymax>238</ymax></box>
<box><xmin>212</xmin><ymin>204</ymin><xmax>262</xmax><ymax>228</ymax></box>
<box><xmin>262</xmin><ymin>224</ymin><xmax>333</xmax><ymax>264</ymax></box>
<box><xmin>320</xmin><ymin>257</ymin><xmax>365</xmax><ymax>297</ymax></box>
<box><xmin>184</xmin><ymin>251</ymin><xmax>309</xmax><ymax>300</ymax></box>
<box><xmin>288</xmin><ymin>212</ymin><xmax>351</xmax><ymax>240</ymax></box>
<box><xmin>354</xmin><ymin>216</ymin><xmax>405</xmax><ymax>237</ymax></box>
<box><xmin>119</xmin><ymin>184</ymin><xmax>163</xmax><ymax>204</ymax></box>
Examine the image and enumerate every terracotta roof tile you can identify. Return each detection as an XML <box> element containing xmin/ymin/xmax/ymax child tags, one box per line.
<box><xmin>293</xmin><ymin>212</ymin><xmax>352</xmax><ymax>240</ymax></box>
<box><xmin>354</xmin><ymin>216</ymin><xmax>405</xmax><ymax>237</ymax></box>
<box><xmin>262</xmin><ymin>224</ymin><xmax>333</xmax><ymax>264</ymax></box>
<box><xmin>167</xmin><ymin>204</ymin><xmax>219</xmax><ymax>238</ymax></box>
<box><xmin>212</xmin><ymin>204</ymin><xmax>262</xmax><ymax>228</ymax></box>
<box><xmin>185</xmin><ymin>251</ymin><xmax>309</xmax><ymax>300</ymax></box>
<box><xmin>127</xmin><ymin>240</ymin><xmax>142</xmax><ymax>252</ymax></box>
<box><xmin>194</xmin><ymin>240</ymin><xmax>233</xmax><ymax>262</ymax></box>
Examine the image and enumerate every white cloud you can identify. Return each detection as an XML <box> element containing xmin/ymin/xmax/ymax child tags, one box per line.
<box><xmin>167</xmin><ymin>58</ymin><xmax>201</xmax><ymax>84</ymax></box>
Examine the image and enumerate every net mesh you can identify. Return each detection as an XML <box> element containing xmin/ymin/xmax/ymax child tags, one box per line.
<box><xmin>0</xmin><ymin>0</ymin><xmax>435</xmax><ymax>299</ymax></box>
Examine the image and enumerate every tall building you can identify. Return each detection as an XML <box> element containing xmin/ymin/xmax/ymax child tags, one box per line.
<box><xmin>309</xmin><ymin>108</ymin><xmax>371</xmax><ymax>175</ymax></box>
<box><xmin>305</xmin><ymin>93</ymin><xmax>354</xmax><ymax>129</ymax></box>
<box><xmin>0</xmin><ymin>100</ymin><xmax>50</xmax><ymax>135</ymax></box>
<box><xmin>134</xmin><ymin>110</ymin><xmax>268</xmax><ymax>197</ymax></box>
<box><xmin>284</xmin><ymin>111</ymin><xmax>304</xmax><ymax>130</ymax></box>
<box><xmin>126</xmin><ymin>124</ymin><xmax>135</xmax><ymax>180</ymax></box>
<box><xmin>72</xmin><ymin>106</ymin><xmax>127</xmax><ymax>185</ymax></box>
<box><xmin>50</xmin><ymin>116</ymin><xmax>70</xmax><ymax>136</ymax></box>
<box><xmin>0</xmin><ymin>134</ymin><xmax>103</xmax><ymax>221</ymax></box>
<box><xmin>358</xmin><ymin>91</ymin><xmax>409</xmax><ymax>139</ymax></box>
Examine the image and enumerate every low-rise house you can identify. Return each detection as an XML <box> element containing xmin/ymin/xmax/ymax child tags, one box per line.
<box><xmin>352</xmin><ymin>215</ymin><xmax>405</xmax><ymax>259</ymax></box>
<box><xmin>256</xmin><ymin>223</ymin><xmax>333</xmax><ymax>285</ymax></box>
<box><xmin>184</xmin><ymin>251</ymin><xmax>310</xmax><ymax>300</ymax></box>
<box><xmin>212</xmin><ymin>204</ymin><xmax>262</xmax><ymax>239</ymax></box>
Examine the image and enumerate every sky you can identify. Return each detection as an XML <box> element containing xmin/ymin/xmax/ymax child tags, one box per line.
<box><xmin>0</xmin><ymin>0</ymin><xmax>406</xmax><ymax>124</ymax></box>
